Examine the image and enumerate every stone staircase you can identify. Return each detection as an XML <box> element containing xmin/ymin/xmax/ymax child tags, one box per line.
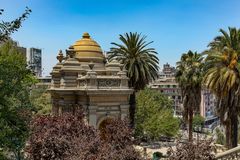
<box><xmin>215</xmin><ymin>146</ymin><xmax>240</xmax><ymax>160</ymax></box>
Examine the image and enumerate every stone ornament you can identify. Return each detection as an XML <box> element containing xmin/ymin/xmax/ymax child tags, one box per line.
<box><xmin>98</xmin><ymin>79</ymin><xmax>120</xmax><ymax>87</ymax></box>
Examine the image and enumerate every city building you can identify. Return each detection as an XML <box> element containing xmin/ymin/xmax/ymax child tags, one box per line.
<box><xmin>149</xmin><ymin>63</ymin><xmax>218</xmax><ymax>127</ymax></box>
<box><xmin>49</xmin><ymin>33</ymin><xmax>133</xmax><ymax>128</ymax></box>
<box><xmin>150</xmin><ymin>76</ymin><xmax>182</xmax><ymax>116</ymax></box>
<box><xmin>27</xmin><ymin>47</ymin><xmax>42</xmax><ymax>77</ymax></box>
<box><xmin>161</xmin><ymin>63</ymin><xmax>176</xmax><ymax>77</ymax></box>
<box><xmin>16</xmin><ymin>46</ymin><xmax>27</xmax><ymax>58</ymax></box>
<box><xmin>149</xmin><ymin>63</ymin><xmax>182</xmax><ymax>116</ymax></box>
<box><xmin>9</xmin><ymin>41</ymin><xmax>27</xmax><ymax>58</ymax></box>
<box><xmin>200</xmin><ymin>89</ymin><xmax>216</xmax><ymax>118</ymax></box>
<box><xmin>200</xmin><ymin>89</ymin><xmax>218</xmax><ymax>129</ymax></box>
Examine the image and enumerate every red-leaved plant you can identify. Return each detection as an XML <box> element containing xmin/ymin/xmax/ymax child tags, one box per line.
<box><xmin>25</xmin><ymin>110</ymin><xmax>142</xmax><ymax>160</ymax></box>
<box><xmin>167</xmin><ymin>138</ymin><xmax>216</xmax><ymax>160</ymax></box>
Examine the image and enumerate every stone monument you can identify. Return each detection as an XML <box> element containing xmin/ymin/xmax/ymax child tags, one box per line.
<box><xmin>49</xmin><ymin>33</ymin><xmax>133</xmax><ymax>128</ymax></box>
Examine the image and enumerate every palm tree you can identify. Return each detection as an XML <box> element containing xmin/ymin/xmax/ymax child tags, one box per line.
<box><xmin>203</xmin><ymin>27</ymin><xmax>240</xmax><ymax>148</ymax></box>
<box><xmin>107</xmin><ymin>32</ymin><xmax>159</xmax><ymax>126</ymax></box>
<box><xmin>176</xmin><ymin>50</ymin><xmax>203</xmax><ymax>141</ymax></box>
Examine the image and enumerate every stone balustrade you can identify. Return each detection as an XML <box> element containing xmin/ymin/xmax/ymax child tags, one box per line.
<box><xmin>215</xmin><ymin>146</ymin><xmax>240</xmax><ymax>160</ymax></box>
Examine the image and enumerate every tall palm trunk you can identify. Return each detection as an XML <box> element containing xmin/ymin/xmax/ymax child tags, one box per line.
<box><xmin>225</xmin><ymin>121</ymin><xmax>231</xmax><ymax>149</ymax></box>
<box><xmin>129</xmin><ymin>91</ymin><xmax>136</xmax><ymax>128</ymax></box>
<box><xmin>188</xmin><ymin>108</ymin><xmax>193</xmax><ymax>141</ymax></box>
<box><xmin>230</xmin><ymin>114</ymin><xmax>238</xmax><ymax>148</ymax></box>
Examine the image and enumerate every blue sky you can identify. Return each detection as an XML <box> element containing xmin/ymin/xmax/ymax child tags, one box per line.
<box><xmin>1</xmin><ymin>0</ymin><xmax>240</xmax><ymax>76</ymax></box>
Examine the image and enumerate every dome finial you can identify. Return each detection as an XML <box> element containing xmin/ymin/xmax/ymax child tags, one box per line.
<box><xmin>57</xmin><ymin>50</ymin><xmax>64</xmax><ymax>63</ymax></box>
<box><xmin>82</xmin><ymin>32</ymin><xmax>90</xmax><ymax>39</ymax></box>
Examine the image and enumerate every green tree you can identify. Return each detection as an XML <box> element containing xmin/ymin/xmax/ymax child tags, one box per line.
<box><xmin>192</xmin><ymin>114</ymin><xmax>205</xmax><ymax>129</ymax></box>
<box><xmin>0</xmin><ymin>7</ymin><xmax>31</xmax><ymax>42</ymax></box>
<box><xmin>203</xmin><ymin>27</ymin><xmax>240</xmax><ymax>148</ymax></box>
<box><xmin>0</xmin><ymin>42</ymin><xmax>36</xmax><ymax>159</ymax></box>
<box><xmin>108</xmin><ymin>32</ymin><xmax>159</xmax><ymax>126</ymax></box>
<box><xmin>135</xmin><ymin>88</ymin><xmax>179</xmax><ymax>140</ymax></box>
<box><xmin>30</xmin><ymin>86</ymin><xmax>52</xmax><ymax>115</ymax></box>
<box><xmin>216</xmin><ymin>128</ymin><xmax>225</xmax><ymax>145</ymax></box>
<box><xmin>175</xmin><ymin>50</ymin><xmax>203</xmax><ymax>141</ymax></box>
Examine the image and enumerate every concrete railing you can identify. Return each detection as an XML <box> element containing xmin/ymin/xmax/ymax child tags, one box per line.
<box><xmin>215</xmin><ymin>146</ymin><xmax>240</xmax><ymax>160</ymax></box>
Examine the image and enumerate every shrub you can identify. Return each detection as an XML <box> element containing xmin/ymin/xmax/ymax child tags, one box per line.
<box><xmin>26</xmin><ymin>110</ymin><xmax>142</xmax><ymax>160</ymax></box>
<box><xmin>167</xmin><ymin>138</ymin><xmax>215</xmax><ymax>160</ymax></box>
<box><xmin>216</xmin><ymin>128</ymin><xmax>225</xmax><ymax>145</ymax></box>
<box><xmin>193</xmin><ymin>114</ymin><xmax>205</xmax><ymax>130</ymax></box>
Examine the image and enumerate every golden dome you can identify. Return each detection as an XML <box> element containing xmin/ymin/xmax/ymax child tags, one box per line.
<box><xmin>72</xmin><ymin>32</ymin><xmax>105</xmax><ymax>63</ymax></box>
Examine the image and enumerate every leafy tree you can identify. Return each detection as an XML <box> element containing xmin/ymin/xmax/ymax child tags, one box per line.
<box><xmin>144</xmin><ymin>110</ymin><xmax>179</xmax><ymax>139</ymax></box>
<box><xmin>0</xmin><ymin>42</ymin><xmax>36</xmax><ymax>159</ymax></box>
<box><xmin>135</xmin><ymin>88</ymin><xmax>179</xmax><ymax>140</ymax></box>
<box><xmin>193</xmin><ymin>114</ymin><xmax>205</xmax><ymax>129</ymax></box>
<box><xmin>0</xmin><ymin>7</ymin><xmax>31</xmax><ymax>42</ymax></box>
<box><xmin>203</xmin><ymin>27</ymin><xmax>240</xmax><ymax>148</ymax></box>
<box><xmin>30</xmin><ymin>86</ymin><xmax>52</xmax><ymax>115</ymax></box>
<box><xmin>108</xmin><ymin>32</ymin><xmax>159</xmax><ymax>126</ymax></box>
<box><xmin>26</xmin><ymin>110</ymin><xmax>142</xmax><ymax>160</ymax></box>
<box><xmin>175</xmin><ymin>50</ymin><xmax>203</xmax><ymax>141</ymax></box>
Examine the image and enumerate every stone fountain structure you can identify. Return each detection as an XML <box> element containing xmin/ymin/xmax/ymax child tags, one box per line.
<box><xmin>49</xmin><ymin>32</ymin><xmax>133</xmax><ymax>128</ymax></box>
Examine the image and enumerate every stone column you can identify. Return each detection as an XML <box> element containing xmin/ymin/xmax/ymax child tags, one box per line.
<box><xmin>58</xmin><ymin>98</ymin><xmax>64</xmax><ymax>115</ymax></box>
<box><xmin>118</xmin><ymin>70</ymin><xmax>128</xmax><ymax>89</ymax></box>
<box><xmin>50</xmin><ymin>78</ymin><xmax>54</xmax><ymax>89</ymax></box>
<box><xmin>87</xmin><ymin>71</ymin><xmax>97</xmax><ymax>89</ymax></box>
<box><xmin>86</xmin><ymin>63</ymin><xmax>97</xmax><ymax>89</ymax></box>
<box><xmin>120</xmin><ymin>104</ymin><xmax>129</xmax><ymax>120</ymax></box>
<box><xmin>60</xmin><ymin>72</ymin><xmax>65</xmax><ymax>88</ymax></box>
<box><xmin>51</xmin><ymin>100</ymin><xmax>59</xmax><ymax>116</ymax></box>
<box><xmin>88</xmin><ymin>105</ymin><xmax>98</xmax><ymax>127</ymax></box>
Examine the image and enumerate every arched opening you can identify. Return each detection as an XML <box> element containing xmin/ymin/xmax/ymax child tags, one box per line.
<box><xmin>98</xmin><ymin>118</ymin><xmax>113</xmax><ymax>140</ymax></box>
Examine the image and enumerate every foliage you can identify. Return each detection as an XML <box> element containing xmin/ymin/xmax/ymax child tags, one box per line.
<box><xmin>30</xmin><ymin>86</ymin><xmax>52</xmax><ymax>115</ymax></box>
<box><xmin>26</xmin><ymin>110</ymin><xmax>142</xmax><ymax>160</ymax></box>
<box><xmin>0</xmin><ymin>7</ymin><xmax>31</xmax><ymax>42</ymax></box>
<box><xmin>0</xmin><ymin>42</ymin><xmax>36</xmax><ymax>159</ymax></box>
<box><xmin>215</xmin><ymin>128</ymin><xmax>225</xmax><ymax>145</ymax></box>
<box><xmin>175</xmin><ymin>50</ymin><xmax>203</xmax><ymax>141</ymax></box>
<box><xmin>26</xmin><ymin>110</ymin><xmax>98</xmax><ymax>160</ymax></box>
<box><xmin>152</xmin><ymin>152</ymin><xmax>164</xmax><ymax>160</ymax></box>
<box><xmin>98</xmin><ymin>118</ymin><xmax>143</xmax><ymax>159</ymax></box>
<box><xmin>108</xmin><ymin>32</ymin><xmax>159</xmax><ymax>90</ymax></box>
<box><xmin>135</xmin><ymin>88</ymin><xmax>179</xmax><ymax>140</ymax></box>
<box><xmin>203</xmin><ymin>27</ymin><xmax>240</xmax><ymax>148</ymax></box>
<box><xmin>193</xmin><ymin>114</ymin><xmax>205</xmax><ymax>129</ymax></box>
<box><xmin>108</xmin><ymin>32</ymin><xmax>159</xmax><ymax>127</ymax></box>
<box><xmin>167</xmin><ymin>138</ymin><xmax>215</xmax><ymax>160</ymax></box>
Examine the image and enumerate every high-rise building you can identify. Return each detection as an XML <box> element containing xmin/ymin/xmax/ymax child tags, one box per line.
<box><xmin>200</xmin><ymin>90</ymin><xmax>216</xmax><ymax>118</ymax></box>
<box><xmin>8</xmin><ymin>41</ymin><xmax>27</xmax><ymax>58</ymax></box>
<box><xmin>200</xmin><ymin>89</ymin><xmax>218</xmax><ymax>129</ymax></box>
<box><xmin>16</xmin><ymin>46</ymin><xmax>27</xmax><ymax>58</ymax></box>
<box><xmin>150</xmin><ymin>63</ymin><xmax>218</xmax><ymax>129</ymax></box>
<box><xmin>149</xmin><ymin>63</ymin><xmax>182</xmax><ymax>116</ymax></box>
<box><xmin>162</xmin><ymin>63</ymin><xmax>176</xmax><ymax>76</ymax></box>
<box><xmin>150</xmin><ymin>76</ymin><xmax>182</xmax><ymax>116</ymax></box>
<box><xmin>27</xmin><ymin>47</ymin><xmax>42</xmax><ymax>77</ymax></box>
